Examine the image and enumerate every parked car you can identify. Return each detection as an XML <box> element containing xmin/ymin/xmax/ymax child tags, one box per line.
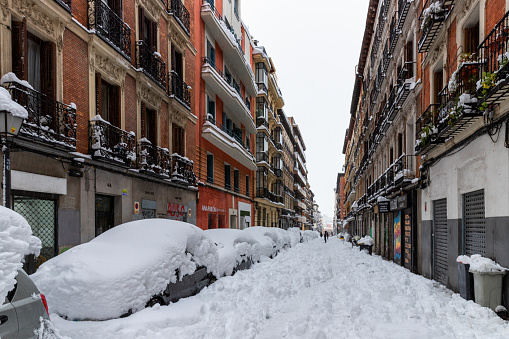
<box><xmin>205</xmin><ymin>229</ymin><xmax>261</xmax><ymax>277</ymax></box>
<box><xmin>31</xmin><ymin>219</ymin><xmax>219</xmax><ymax>320</ymax></box>
<box><xmin>242</xmin><ymin>227</ymin><xmax>280</xmax><ymax>258</ymax></box>
<box><xmin>0</xmin><ymin>270</ymin><xmax>49</xmax><ymax>339</ymax></box>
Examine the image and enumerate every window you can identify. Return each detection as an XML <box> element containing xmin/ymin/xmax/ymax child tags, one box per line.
<box><xmin>246</xmin><ymin>175</ymin><xmax>250</xmax><ymax>196</ymax></box>
<box><xmin>172</xmin><ymin>124</ymin><xmax>185</xmax><ymax>156</ymax></box>
<box><xmin>96</xmin><ymin>73</ymin><xmax>120</xmax><ymax>127</ymax></box>
<box><xmin>224</xmin><ymin>164</ymin><xmax>231</xmax><ymax>190</ymax></box>
<box><xmin>206</xmin><ymin>40</ymin><xmax>216</xmax><ymax>66</ymax></box>
<box><xmin>463</xmin><ymin>23</ymin><xmax>479</xmax><ymax>55</ymax></box>
<box><xmin>433</xmin><ymin>69</ymin><xmax>443</xmax><ymax>104</ymax></box>
<box><xmin>208</xmin><ymin>213</ymin><xmax>216</xmax><ymax>229</ymax></box>
<box><xmin>234</xmin><ymin>0</ymin><xmax>239</xmax><ymax>19</ymax></box>
<box><xmin>138</xmin><ymin>7</ymin><xmax>157</xmax><ymax>51</ymax></box>
<box><xmin>405</xmin><ymin>40</ymin><xmax>414</xmax><ymax>78</ymax></box>
<box><xmin>207</xmin><ymin>95</ymin><xmax>216</xmax><ymax>121</ymax></box>
<box><xmin>255</xmin><ymin>63</ymin><xmax>268</xmax><ymax>91</ymax></box>
<box><xmin>256</xmin><ymin>97</ymin><xmax>267</xmax><ymax>120</ymax></box>
<box><xmin>234</xmin><ymin>169</ymin><xmax>239</xmax><ymax>193</ymax></box>
<box><xmin>207</xmin><ymin>154</ymin><xmax>214</xmax><ymax>183</ymax></box>
<box><xmin>171</xmin><ymin>46</ymin><xmax>183</xmax><ymax>77</ymax></box>
<box><xmin>141</xmin><ymin>103</ymin><xmax>157</xmax><ymax>144</ymax></box>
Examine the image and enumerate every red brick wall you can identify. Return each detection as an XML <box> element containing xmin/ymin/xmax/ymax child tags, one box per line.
<box><xmin>62</xmin><ymin>28</ymin><xmax>89</xmax><ymax>154</ymax></box>
<box><xmin>160</xmin><ymin>102</ymin><xmax>168</xmax><ymax>149</ymax></box>
<box><xmin>124</xmin><ymin>74</ymin><xmax>137</xmax><ymax>134</ymax></box>
<box><xmin>70</xmin><ymin>0</ymin><xmax>88</xmax><ymax>29</ymax></box>
<box><xmin>423</xmin><ymin>64</ymin><xmax>430</xmax><ymax>110</ymax></box>
<box><xmin>447</xmin><ymin>18</ymin><xmax>457</xmax><ymax>79</ymax></box>
<box><xmin>124</xmin><ymin>0</ymin><xmax>137</xmax><ymax>66</ymax></box>
<box><xmin>485</xmin><ymin>0</ymin><xmax>506</xmax><ymax>36</ymax></box>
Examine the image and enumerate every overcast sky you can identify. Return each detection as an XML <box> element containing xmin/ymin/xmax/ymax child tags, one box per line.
<box><xmin>242</xmin><ymin>0</ymin><xmax>370</xmax><ymax>217</ymax></box>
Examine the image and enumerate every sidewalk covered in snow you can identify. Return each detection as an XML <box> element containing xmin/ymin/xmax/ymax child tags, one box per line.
<box><xmin>53</xmin><ymin>237</ymin><xmax>509</xmax><ymax>338</ymax></box>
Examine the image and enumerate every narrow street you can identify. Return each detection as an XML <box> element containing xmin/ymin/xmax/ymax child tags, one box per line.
<box><xmin>53</xmin><ymin>238</ymin><xmax>509</xmax><ymax>339</ymax></box>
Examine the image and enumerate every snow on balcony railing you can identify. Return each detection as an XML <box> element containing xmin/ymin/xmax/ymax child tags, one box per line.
<box><xmin>5</xmin><ymin>81</ymin><xmax>77</xmax><ymax>150</ymax></box>
<box><xmin>137</xmin><ymin>138</ymin><xmax>171</xmax><ymax>178</ymax></box>
<box><xmin>171</xmin><ymin>153</ymin><xmax>196</xmax><ymax>186</ymax></box>
<box><xmin>168</xmin><ymin>71</ymin><xmax>191</xmax><ymax>109</ymax></box>
<box><xmin>136</xmin><ymin>41</ymin><xmax>167</xmax><ymax>89</ymax></box>
<box><xmin>89</xmin><ymin>116</ymin><xmax>136</xmax><ymax>166</ymax></box>
<box><xmin>167</xmin><ymin>0</ymin><xmax>191</xmax><ymax>35</ymax></box>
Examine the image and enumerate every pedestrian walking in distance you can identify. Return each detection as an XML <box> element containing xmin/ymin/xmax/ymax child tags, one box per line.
<box><xmin>324</xmin><ymin>231</ymin><xmax>328</xmax><ymax>243</ymax></box>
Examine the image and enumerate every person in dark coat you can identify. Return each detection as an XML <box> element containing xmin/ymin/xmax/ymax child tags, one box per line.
<box><xmin>324</xmin><ymin>231</ymin><xmax>328</xmax><ymax>243</ymax></box>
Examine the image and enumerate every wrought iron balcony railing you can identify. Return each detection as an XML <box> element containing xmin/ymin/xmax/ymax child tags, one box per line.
<box><xmin>137</xmin><ymin>139</ymin><xmax>170</xmax><ymax>177</ymax></box>
<box><xmin>5</xmin><ymin>82</ymin><xmax>77</xmax><ymax>150</ymax></box>
<box><xmin>256</xmin><ymin>187</ymin><xmax>283</xmax><ymax>204</ymax></box>
<box><xmin>90</xmin><ymin>118</ymin><xmax>136</xmax><ymax>166</ymax></box>
<box><xmin>478</xmin><ymin>10</ymin><xmax>509</xmax><ymax>106</ymax></box>
<box><xmin>171</xmin><ymin>154</ymin><xmax>196</xmax><ymax>186</ymax></box>
<box><xmin>256</xmin><ymin>151</ymin><xmax>269</xmax><ymax>163</ymax></box>
<box><xmin>397</xmin><ymin>0</ymin><xmax>411</xmax><ymax>31</ymax></box>
<box><xmin>418</xmin><ymin>0</ymin><xmax>454</xmax><ymax>53</ymax></box>
<box><xmin>415</xmin><ymin>104</ymin><xmax>440</xmax><ymax>155</ymax></box>
<box><xmin>136</xmin><ymin>41</ymin><xmax>167</xmax><ymax>89</ymax></box>
<box><xmin>168</xmin><ymin>71</ymin><xmax>191</xmax><ymax>109</ymax></box>
<box><xmin>388</xmin><ymin>15</ymin><xmax>399</xmax><ymax>58</ymax></box>
<box><xmin>167</xmin><ymin>0</ymin><xmax>190</xmax><ymax>34</ymax></box>
<box><xmin>88</xmin><ymin>0</ymin><xmax>131</xmax><ymax>59</ymax></box>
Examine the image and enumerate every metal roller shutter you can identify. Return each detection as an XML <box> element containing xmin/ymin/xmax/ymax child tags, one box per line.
<box><xmin>464</xmin><ymin>190</ymin><xmax>486</xmax><ymax>256</ymax></box>
<box><xmin>433</xmin><ymin>199</ymin><xmax>448</xmax><ymax>285</ymax></box>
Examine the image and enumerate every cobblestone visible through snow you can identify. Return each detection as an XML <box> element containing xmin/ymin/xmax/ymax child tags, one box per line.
<box><xmin>53</xmin><ymin>237</ymin><xmax>509</xmax><ymax>339</ymax></box>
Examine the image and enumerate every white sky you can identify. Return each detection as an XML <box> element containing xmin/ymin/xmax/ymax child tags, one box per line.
<box><xmin>242</xmin><ymin>0</ymin><xmax>370</xmax><ymax>216</ymax></box>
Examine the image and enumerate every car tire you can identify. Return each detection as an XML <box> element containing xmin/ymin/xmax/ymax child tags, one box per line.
<box><xmin>146</xmin><ymin>296</ymin><xmax>165</xmax><ymax>308</ymax></box>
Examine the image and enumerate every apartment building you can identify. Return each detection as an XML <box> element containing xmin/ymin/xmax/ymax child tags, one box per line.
<box><xmin>334</xmin><ymin>172</ymin><xmax>346</xmax><ymax>233</ymax></box>
<box><xmin>290</xmin><ymin>117</ymin><xmax>310</xmax><ymax>229</ymax></box>
<box><xmin>252</xmin><ymin>45</ymin><xmax>285</xmax><ymax>227</ymax></box>
<box><xmin>416</xmin><ymin>0</ymin><xmax>509</xmax><ymax>292</ymax></box>
<box><xmin>194</xmin><ymin>0</ymin><xmax>257</xmax><ymax>230</ymax></box>
<box><xmin>1</xmin><ymin>0</ymin><xmax>197</xmax><ymax>272</ymax></box>
<box><xmin>344</xmin><ymin>0</ymin><xmax>420</xmax><ymax>271</ymax></box>
<box><xmin>278</xmin><ymin>108</ymin><xmax>296</xmax><ymax>229</ymax></box>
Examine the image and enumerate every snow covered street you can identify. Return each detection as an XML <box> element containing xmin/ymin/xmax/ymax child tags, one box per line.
<box><xmin>53</xmin><ymin>237</ymin><xmax>509</xmax><ymax>339</ymax></box>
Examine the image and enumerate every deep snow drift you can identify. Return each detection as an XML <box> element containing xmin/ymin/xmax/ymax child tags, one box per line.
<box><xmin>53</xmin><ymin>237</ymin><xmax>509</xmax><ymax>338</ymax></box>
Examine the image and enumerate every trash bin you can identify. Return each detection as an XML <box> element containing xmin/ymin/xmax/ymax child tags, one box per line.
<box><xmin>359</xmin><ymin>244</ymin><xmax>373</xmax><ymax>255</ymax></box>
<box><xmin>457</xmin><ymin>262</ymin><xmax>475</xmax><ymax>301</ymax></box>
<box><xmin>470</xmin><ymin>269</ymin><xmax>506</xmax><ymax>311</ymax></box>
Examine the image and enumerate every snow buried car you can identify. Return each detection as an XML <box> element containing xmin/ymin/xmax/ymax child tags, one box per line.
<box><xmin>31</xmin><ymin>219</ymin><xmax>219</xmax><ymax>321</ymax></box>
<box><xmin>242</xmin><ymin>226</ymin><xmax>281</xmax><ymax>258</ymax></box>
<box><xmin>205</xmin><ymin>229</ymin><xmax>261</xmax><ymax>277</ymax></box>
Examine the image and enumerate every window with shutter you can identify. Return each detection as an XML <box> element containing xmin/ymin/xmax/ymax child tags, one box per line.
<box><xmin>11</xmin><ymin>19</ymin><xmax>28</xmax><ymax>81</ymax></box>
<box><xmin>138</xmin><ymin>7</ymin><xmax>145</xmax><ymax>41</ymax></box>
<box><xmin>41</xmin><ymin>41</ymin><xmax>56</xmax><ymax>100</ymax></box>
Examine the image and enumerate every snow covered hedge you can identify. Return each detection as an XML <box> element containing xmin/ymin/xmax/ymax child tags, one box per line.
<box><xmin>0</xmin><ymin>206</ymin><xmax>41</xmax><ymax>305</ymax></box>
<box><xmin>31</xmin><ymin>220</ymin><xmax>218</xmax><ymax>320</ymax></box>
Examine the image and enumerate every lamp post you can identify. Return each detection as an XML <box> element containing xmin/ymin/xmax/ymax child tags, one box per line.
<box><xmin>0</xmin><ymin>109</ymin><xmax>24</xmax><ymax>209</ymax></box>
<box><xmin>351</xmin><ymin>200</ymin><xmax>359</xmax><ymax>237</ymax></box>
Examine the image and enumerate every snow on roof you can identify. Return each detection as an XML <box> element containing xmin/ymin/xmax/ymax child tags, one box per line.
<box><xmin>31</xmin><ymin>219</ymin><xmax>218</xmax><ymax>320</ymax></box>
<box><xmin>0</xmin><ymin>206</ymin><xmax>41</xmax><ymax>304</ymax></box>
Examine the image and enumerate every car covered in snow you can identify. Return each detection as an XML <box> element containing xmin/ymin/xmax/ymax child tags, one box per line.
<box><xmin>205</xmin><ymin>229</ymin><xmax>261</xmax><ymax>277</ymax></box>
<box><xmin>242</xmin><ymin>226</ymin><xmax>282</xmax><ymax>258</ymax></box>
<box><xmin>31</xmin><ymin>219</ymin><xmax>219</xmax><ymax>321</ymax></box>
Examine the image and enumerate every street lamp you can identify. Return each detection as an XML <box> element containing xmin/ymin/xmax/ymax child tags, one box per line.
<box><xmin>0</xmin><ymin>109</ymin><xmax>25</xmax><ymax>208</ymax></box>
<box><xmin>351</xmin><ymin>200</ymin><xmax>359</xmax><ymax>236</ymax></box>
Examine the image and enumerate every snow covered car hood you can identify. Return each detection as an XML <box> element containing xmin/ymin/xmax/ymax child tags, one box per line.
<box><xmin>31</xmin><ymin>219</ymin><xmax>218</xmax><ymax>320</ymax></box>
<box><xmin>205</xmin><ymin>229</ymin><xmax>261</xmax><ymax>277</ymax></box>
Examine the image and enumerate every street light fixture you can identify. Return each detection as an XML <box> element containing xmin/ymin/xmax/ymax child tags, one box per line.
<box><xmin>0</xmin><ymin>106</ymin><xmax>26</xmax><ymax>209</ymax></box>
<box><xmin>351</xmin><ymin>200</ymin><xmax>359</xmax><ymax>236</ymax></box>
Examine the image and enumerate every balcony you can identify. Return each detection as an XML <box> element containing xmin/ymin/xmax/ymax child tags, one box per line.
<box><xmin>256</xmin><ymin>151</ymin><xmax>269</xmax><ymax>164</ymax></box>
<box><xmin>271</xmin><ymin>165</ymin><xmax>283</xmax><ymax>178</ymax></box>
<box><xmin>295</xmin><ymin>200</ymin><xmax>306</xmax><ymax>210</ymax></box>
<box><xmin>294</xmin><ymin>183</ymin><xmax>306</xmax><ymax>197</ymax></box>
<box><xmin>5</xmin><ymin>82</ymin><xmax>77</xmax><ymax>150</ymax></box>
<box><xmin>171</xmin><ymin>154</ymin><xmax>197</xmax><ymax>186</ymax></box>
<box><xmin>478</xmin><ymin>10</ymin><xmax>509</xmax><ymax>107</ymax></box>
<box><xmin>88</xmin><ymin>0</ymin><xmax>131</xmax><ymax>60</ymax></box>
<box><xmin>202</xmin><ymin>115</ymin><xmax>256</xmax><ymax>170</ymax></box>
<box><xmin>168</xmin><ymin>71</ymin><xmax>191</xmax><ymax>110</ymax></box>
<box><xmin>415</xmin><ymin>104</ymin><xmax>440</xmax><ymax>155</ymax></box>
<box><xmin>256</xmin><ymin>188</ymin><xmax>283</xmax><ymax>204</ymax></box>
<box><xmin>294</xmin><ymin>168</ymin><xmax>306</xmax><ymax>186</ymax></box>
<box><xmin>200</xmin><ymin>0</ymin><xmax>257</xmax><ymax>97</ymax></box>
<box><xmin>90</xmin><ymin>117</ymin><xmax>135</xmax><ymax>166</ymax></box>
<box><xmin>166</xmin><ymin>0</ymin><xmax>190</xmax><ymax>35</ymax></box>
<box><xmin>202</xmin><ymin>58</ymin><xmax>256</xmax><ymax>134</ymax></box>
<box><xmin>136</xmin><ymin>41</ymin><xmax>166</xmax><ymax>89</ymax></box>
<box><xmin>418</xmin><ymin>0</ymin><xmax>454</xmax><ymax>53</ymax></box>
<box><xmin>397</xmin><ymin>0</ymin><xmax>411</xmax><ymax>31</ymax></box>
<box><xmin>388</xmin><ymin>15</ymin><xmax>399</xmax><ymax>61</ymax></box>
<box><xmin>137</xmin><ymin>139</ymin><xmax>170</xmax><ymax>177</ymax></box>
<box><xmin>295</xmin><ymin>215</ymin><xmax>306</xmax><ymax>224</ymax></box>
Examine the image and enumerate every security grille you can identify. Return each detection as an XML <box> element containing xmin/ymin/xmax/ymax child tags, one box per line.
<box><xmin>13</xmin><ymin>197</ymin><xmax>57</xmax><ymax>266</ymax></box>
<box><xmin>433</xmin><ymin>199</ymin><xmax>448</xmax><ymax>286</ymax></box>
<box><xmin>464</xmin><ymin>189</ymin><xmax>486</xmax><ymax>256</ymax></box>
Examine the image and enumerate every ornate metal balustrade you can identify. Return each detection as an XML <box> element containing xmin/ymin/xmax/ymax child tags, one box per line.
<box><xmin>171</xmin><ymin>153</ymin><xmax>196</xmax><ymax>186</ymax></box>
<box><xmin>136</xmin><ymin>41</ymin><xmax>167</xmax><ymax>89</ymax></box>
<box><xmin>168</xmin><ymin>71</ymin><xmax>191</xmax><ymax>109</ymax></box>
<box><xmin>415</xmin><ymin>104</ymin><xmax>440</xmax><ymax>155</ymax></box>
<box><xmin>418</xmin><ymin>0</ymin><xmax>454</xmax><ymax>53</ymax></box>
<box><xmin>137</xmin><ymin>139</ymin><xmax>171</xmax><ymax>177</ymax></box>
<box><xmin>89</xmin><ymin>118</ymin><xmax>135</xmax><ymax>166</ymax></box>
<box><xmin>167</xmin><ymin>0</ymin><xmax>190</xmax><ymax>34</ymax></box>
<box><xmin>88</xmin><ymin>0</ymin><xmax>131</xmax><ymax>60</ymax></box>
<box><xmin>5</xmin><ymin>82</ymin><xmax>77</xmax><ymax>150</ymax></box>
<box><xmin>397</xmin><ymin>0</ymin><xmax>411</xmax><ymax>31</ymax></box>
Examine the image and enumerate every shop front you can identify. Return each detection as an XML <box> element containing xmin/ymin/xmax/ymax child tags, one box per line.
<box><xmin>389</xmin><ymin>193</ymin><xmax>417</xmax><ymax>272</ymax></box>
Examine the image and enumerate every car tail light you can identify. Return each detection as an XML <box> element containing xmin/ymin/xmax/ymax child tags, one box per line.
<box><xmin>40</xmin><ymin>294</ymin><xmax>49</xmax><ymax>316</ymax></box>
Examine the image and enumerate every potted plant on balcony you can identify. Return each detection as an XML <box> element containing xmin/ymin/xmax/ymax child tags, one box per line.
<box><xmin>420</xmin><ymin>1</ymin><xmax>443</xmax><ymax>31</ymax></box>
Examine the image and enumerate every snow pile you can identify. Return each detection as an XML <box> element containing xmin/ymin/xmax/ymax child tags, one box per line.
<box><xmin>1</xmin><ymin>72</ymin><xmax>33</xmax><ymax>90</ymax></box>
<box><xmin>205</xmin><ymin>229</ymin><xmax>260</xmax><ymax>277</ymax></box>
<box><xmin>242</xmin><ymin>226</ymin><xmax>278</xmax><ymax>258</ymax></box>
<box><xmin>31</xmin><ymin>219</ymin><xmax>218</xmax><ymax>320</ymax></box>
<box><xmin>287</xmin><ymin>227</ymin><xmax>302</xmax><ymax>246</ymax></box>
<box><xmin>301</xmin><ymin>230</ymin><xmax>319</xmax><ymax>242</ymax></box>
<box><xmin>53</xmin><ymin>237</ymin><xmax>509</xmax><ymax>339</ymax></box>
<box><xmin>457</xmin><ymin>254</ymin><xmax>507</xmax><ymax>273</ymax></box>
<box><xmin>0</xmin><ymin>85</ymin><xmax>29</xmax><ymax>119</ymax></box>
<box><xmin>421</xmin><ymin>1</ymin><xmax>443</xmax><ymax>30</ymax></box>
<box><xmin>357</xmin><ymin>235</ymin><xmax>374</xmax><ymax>246</ymax></box>
<box><xmin>0</xmin><ymin>206</ymin><xmax>41</xmax><ymax>305</ymax></box>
